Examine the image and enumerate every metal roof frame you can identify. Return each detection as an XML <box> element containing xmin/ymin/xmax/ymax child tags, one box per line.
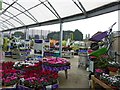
<box><xmin>5</xmin><ymin>10</ymin><xmax>25</xmax><ymax>25</ymax></box>
<box><xmin>2</xmin><ymin>13</ymin><xmax>24</xmax><ymax>26</ymax></box>
<box><xmin>16</xmin><ymin>2</ymin><xmax>38</xmax><ymax>23</ymax></box>
<box><xmin>1</xmin><ymin>1</ymin><xmax>119</xmax><ymax>32</ymax></box>
<box><xmin>2</xmin><ymin>1</ymin><xmax>43</xmax><ymax>24</ymax></box>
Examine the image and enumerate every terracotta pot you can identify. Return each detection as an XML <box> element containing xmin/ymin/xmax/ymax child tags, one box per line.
<box><xmin>108</xmin><ymin>67</ymin><xmax>118</xmax><ymax>72</ymax></box>
<box><xmin>110</xmin><ymin>86</ymin><xmax>118</xmax><ymax>90</ymax></box>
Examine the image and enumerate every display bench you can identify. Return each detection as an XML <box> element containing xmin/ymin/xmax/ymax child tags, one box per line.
<box><xmin>2</xmin><ymin>61</ymin><xmax>59</xmax><ymax>90</ymax></box>
<box><xmin>43</xmin><ymin>65</ymin><xmax>70</xmax><ymax>79</ymax></box>
<box><xmin>91</xmin><ymin>75</ymin><xmax>114</xmax><ymax>90</ymax></box>
<box><xmin>1</xmin><ymin>86</ymin><xmax>16</xmax><ymax>90</ymax></box>
<box><xmin>44</xmin><ymin>51</ymin><xmax>60</xmax><ymax>57</ymax></box>
<box><xmin>11</xmin><ymin>49</ymin><xmax>30</xmax><ymax>60</ymax></box>
<box><xmin>62</xmin><ymin>50</ymin><xmax>74</xmax><ymax>58</ymax></box>
<box><xmin>43</xmin><ymin>57</ymin><xmax>70</xmax><ymax>79</ymax></box>
<box><xmin>1</xmin><ymin>84</ymin><xmax>59</xmax><ymax>90</ymax></box>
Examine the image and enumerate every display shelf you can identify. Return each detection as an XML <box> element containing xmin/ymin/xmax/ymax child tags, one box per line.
<box><xmin>5</xmin><ymin>52</ymin><xmax>12</xmax><ymax>57</ymax></box>
<box><xmin>44</xmin><ymin>51</ymin><xmax>60</xmax><ymax>57</ymax></box>
<box><xmin>91</xmin><ymin>75</ymin><xmax>114</xmax><ymax>90</ymax></box>
<box><xmin>62</xmin><ymin>50</ymin><xmax>74</xmax><ymax>58</ymax></box>
<box><xmin>11</xmin><ymin>49</ymin><xmax>20</xmax><ymax>59</ymax></box>
<box><xmin>1</xmin><ymin>86</ymin><xmax>16</xmax><ymax>90</ymax></box>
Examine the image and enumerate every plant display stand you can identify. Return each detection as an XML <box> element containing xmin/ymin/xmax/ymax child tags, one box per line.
<box><xmin>91</xmin><ymin>75</ymin><xmax>114</xmax><ymax>90</ymax></box>
<box><xmin>2</xmin><ymin>61</ymin><xmax>59</xmax><ymax>90</ymax></box>
<box><xmin>44</xmin><ymin>40</ymin><xmax>50</xmax><ymax>51</ymax></box>
<box><xmin>62</xmin><ymin>50</ymin><xmax>74</xmax><ymax>58</ymax></box>
<box><xmin>11</xmin><ymin>49</ymin><xmax>20</xmax><ymax>59</ymax></box>
<box><xmin>44</xmin><ymin>51</ymin><xmax>60</xmax><ymax>57</ymax></box>
<box><xmin>43</xmin><ymin>57</ymin><xmax>71</xmax><ymax>79</ymax></box>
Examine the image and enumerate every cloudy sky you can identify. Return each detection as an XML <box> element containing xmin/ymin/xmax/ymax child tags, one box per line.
<box><xmin>33</xmin><ymin>10</ymin><xmax>118</xmax><ymax>39</ymax></box>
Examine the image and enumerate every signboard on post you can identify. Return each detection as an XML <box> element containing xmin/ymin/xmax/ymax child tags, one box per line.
<box><xmin>34</xmin><ymin>39</ymin><xmax>44</xmax><ymax>58</ymax></box>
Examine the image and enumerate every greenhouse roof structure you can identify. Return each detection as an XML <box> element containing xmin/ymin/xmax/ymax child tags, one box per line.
<box><xmin>0</xmin><ymin>0</ymin><xmax>119</xmax><ymax>32</ymax></box>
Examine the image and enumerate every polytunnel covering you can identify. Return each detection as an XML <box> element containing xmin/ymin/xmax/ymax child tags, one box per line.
<box><xmin>0</xmin><ymin>0</ymin><xmax>119</xmax><ymax>31</ymax></box>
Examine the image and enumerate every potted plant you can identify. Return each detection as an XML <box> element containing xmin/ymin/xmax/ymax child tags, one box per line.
<box><xmin>108</xmin><ymin>61</ymin><xmax>120</xmax><ymax>72</ymax></box>
<box><xmin>95</xmin><ymin>58</ymin><xmax>109</xmax><ymax>69</ymax></box>
<box><xmin>95</xmin><ymin>68</ymin><xmax>104</xmax><ymax>78</ymax></box>
<box><xmin>107</xmin><ymin>76</ymin><xmax>120</xmax><ymax>89</ymax></box>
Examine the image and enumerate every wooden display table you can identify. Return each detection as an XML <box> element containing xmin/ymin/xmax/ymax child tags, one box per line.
<box><xmin>91</xmin><ymin>75</ymin><xmax>114</xmax><ymax>90</ymax></box>
<box><xmin>43</xmin><ymin>58</ymin><xmax>70</xmax><ymax>79</ymax></box>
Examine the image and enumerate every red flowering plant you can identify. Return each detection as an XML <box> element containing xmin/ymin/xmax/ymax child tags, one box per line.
<box><xmin>40</xmin><ymin>70</ymin><xmax>58</xmax><ymax>84</ymax></box>
<box><xmin>21</xmin><ymin>70</ymin><xmax>58</xmax><ymax>89</ymax></box>
<box><xmin>1</xmin><ymin>62</ymin><xmax>20</xmax><ymax>86</ymax></box>
<box><xmin>2</xmin><ymin>69</ymin><xmax>19</xmax><ymax>86</ymax></box>
<box><xmin>0</xmin><ymin>70</ymin><xmax>3</xmax><ymax>85</ymax></box>
<box><xmin>2</xmin><ymin>61</ymin><xmax>15</xmax><ymax>70</ymax></box>
<box><xmin>23</xmin><ymin>77</ymin><xmax>42</xmax><ymax>89</ymax></box>
<box><xmin>108</xmin><ymin>61</ymin><xmax>120</xmax><ymax>72</ymax></box>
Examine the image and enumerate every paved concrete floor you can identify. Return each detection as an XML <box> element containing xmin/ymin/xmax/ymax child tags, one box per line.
<box><xmin>3</xmin><ymin>55</ymin><xmax>90</xmax><ymax>89</ymax></box>
<box><xmin>58</xmin><ymin>56</ymin><xmax>90</xmax><ymax>88</ymax></box>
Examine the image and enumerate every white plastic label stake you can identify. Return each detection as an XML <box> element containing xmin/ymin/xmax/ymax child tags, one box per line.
<box><xmin>46</xmin><ymin>85</ymin><xmax>52</xmax><ymax>90</ymax></box>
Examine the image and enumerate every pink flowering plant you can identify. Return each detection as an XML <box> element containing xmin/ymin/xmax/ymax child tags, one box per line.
<box><xmin>95</xmin><ymin>69</ymin><xmax>103</xmax><ymax>73</ymax></box>
<box><xmin>23</xmin><ymin>77</ymin><xmax>42</xmax><ymax>89</ymax></box>
<box><xmin>1</xmin><ymin>62</ymin><xmax>20</xmax><ymax>86</ymax></box>
<box><xmin>95</xmin><ymin>69</ymin><xmax>104</xmax><ymax>77</ymax></box>
<box><xmin>1</xmin><ymin>61</ymin><xmax>58</xmax><ymax>89</ymax></box>
<box><xmin>43</xmin><ymin>57</ymin><xmax>70</xmax><ymax>67</ymax></box>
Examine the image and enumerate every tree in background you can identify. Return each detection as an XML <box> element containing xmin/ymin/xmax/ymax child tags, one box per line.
<box><xmin>73</xmin><ymin>29</ymin><xmax>83</xmax><ymax>41</ymax></box>
<box><xmin>47</xmin><ymin>31</ymin><xmax>74</xmax><ymax>40</ymax></box>
<box><xmin>63</xmin><ymin>31</ymin><xmax>73</xmax><ymax>40</ymax></box>
<box><xmin>12</xmin><ymin>31</ymin><xmax>26</xmax><ymax>39</ymax></box>
<box><xmin>47</xmin><ymin>30</ymin><xmax>83</xmax><ymax>41</ymax></box>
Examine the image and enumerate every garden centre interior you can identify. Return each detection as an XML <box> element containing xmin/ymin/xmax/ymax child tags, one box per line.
<box><xmin>0</xmin><ymin>0</ymin><xmax>120</xmax><ymax>90</ymax></box>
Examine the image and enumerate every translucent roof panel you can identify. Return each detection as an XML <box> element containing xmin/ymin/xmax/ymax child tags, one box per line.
<box><xmin>29</xmin><ymin>4</ymin><xmax>56</xmax><ymax>22</ymax></box>
<box><xmin>75</xmin><ymin>0</ymin><xmax>117</xmax><ymax>11</ymax></box>
<box><xmin>0</xmin><ymin>14</ymin><xmax>10</xmax><ymax>20</ymax></box>
<box><xmin>0</xmin><ymin>17</ymin><xmax>4</xmax><ymax>21</ymax></box>
<box><xmin>16</xmin><ymin>13</ymin><xmax>36</xmax><ymax>25</ymax></box>
<box><xmin>17</xmin><ymin>0</ymin><xmax>41</xmax><ymax>10</ymax></box>
<box><xmin>13</xmin><ymin>3</ymin><xmax>25</xmax><ymax>12</ymax></box>
<box><xmin>0</xmin><ymin>0</ymin><xmax>118</xmax><ymax>31</ymax></box>
<box><xmin>3</xmin><ymin>0</ymin><xmax>14</xmax><ymax>4</ymax></box>
<box><xmin>47</xmin><ymin>0</ymin><xmax>82</xmax><ymax>18</ymax></box>
<box><xmin>3</xmin><ymin>0</ymin><xmax>14</xmax><ymax>9</ymax></box>
<box><xmin>4</xmin><ymin>5</ymin><xmax>21</xmax><ymax>15</ymax></box>
<box><xmin>1</xmin><ymin>22</ymin><xmax>14</xmax><ymax>29</ymax></box>
<box><xmin>8</xmin><ymin>18</ymin><xmax>22</xmax><ymax>27</ymax></box>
